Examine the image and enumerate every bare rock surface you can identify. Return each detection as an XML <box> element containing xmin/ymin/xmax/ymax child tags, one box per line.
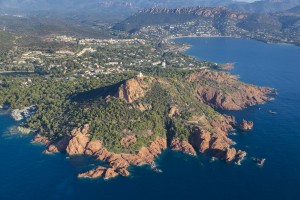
<box><xmin>239</xmin><ymin>120</ymin><xmax>254</xmax><ymax>131</ymax></box>
<box><xmin>61</xmin><ymin>125</ymin><xmax>167</xmax><ymax>179</ymax></box>
<box><xmin>120</xmin><ymin>135</ymin><xmax>137</xmax><ymax>147</ymax></box>
<box><xmin>170</xmin><ymin>138</ymin><xmax>197</xmax><ymax>156</ymax></box>
<box><xmin>116</xmin><ymin>76</ymin><xmax>153</xmax><ymax>103</ymax></box>
<box><xmin>66</xmin><ymin>124</ymin><xmax>90</xmax><ymax>155</ymax></box>
<box><xmin>188</xmin><ymin>70</ymin><xmax>275</xmax><ymax>110</ymax></box>
<box><xmin>44</xmin><ymin>136</ymin><xmax>71</xmax><ymax>154</ymax></box>
<box><xmin>32</xmin><ymin>134</ymin><xmax>51</xmax><ymax>145</ymax></box>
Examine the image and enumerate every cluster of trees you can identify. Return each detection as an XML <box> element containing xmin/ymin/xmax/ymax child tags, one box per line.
<box><xmin>24</xmin><ymin>81</ymin><xmax>169</xmax><ymax>153</ymax></box>
<box><xmin>0</xmin><ymin>31</ymin><xmax>15</xmax><ymax>62</ymax></box>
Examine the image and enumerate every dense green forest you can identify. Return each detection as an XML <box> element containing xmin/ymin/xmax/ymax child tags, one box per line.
<box><xmin>0</xmin><ymin>67</ymin><xmax>224</xmax><ymax>153</ymax></box>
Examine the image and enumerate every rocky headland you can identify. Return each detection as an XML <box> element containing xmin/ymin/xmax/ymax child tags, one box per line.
<box><xmin>10</xmin><ymin>105</ymin><xmax>36</xmax><ymax>121</ymax></box>
<box><xmin>30</xmin><ymin>70</ymin><xmax>274</xmax><ymax>179</ymax></box>
<box><xmin>188</xmin><ymin>70</ymin><xmax>275</xmax><ymax>110</ymax></box>
<box><xmin>34</xmin><ymin>124</ymin><xmax>167</xmax><ymax>179</ymax></box>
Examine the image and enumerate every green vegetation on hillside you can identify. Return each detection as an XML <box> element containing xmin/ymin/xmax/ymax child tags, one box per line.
<box><xmin>0</xmin><ymin>66</ymin><xmax>227</xmax><ymax>154</ymax></box>
<box><xmin>0</xmin><ymin>31</ymin><xmax>15</xmax><ymax>61</ymax></box>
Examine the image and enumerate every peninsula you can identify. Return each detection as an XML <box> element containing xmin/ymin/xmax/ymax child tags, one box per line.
<box><xmin>0</xmin><ymin>68</ymin><xmax>275</xmax><ymax>179</ymax></box>
<box><xmin>0</xmin><ymin>5</ymin><xmax>279</xmax><ymax>180</ymax></box>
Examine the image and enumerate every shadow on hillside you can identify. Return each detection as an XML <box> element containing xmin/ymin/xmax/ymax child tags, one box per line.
<box><xmin>70</xmin><ymin>80</ymin><xmax>125</xmax><ymax>102</ymax></box>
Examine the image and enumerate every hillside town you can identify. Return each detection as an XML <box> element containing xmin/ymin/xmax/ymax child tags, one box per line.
<box><xmin>0</xmin><ymin>34</ymin><xmax>217</xmax><ymax>76</ymax></box>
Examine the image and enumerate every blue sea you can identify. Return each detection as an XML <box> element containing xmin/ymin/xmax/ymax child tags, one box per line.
<box><xmin>1</xmin><ymin>38</ymin><xmax>300</xmax><ymax>200</ymax></box>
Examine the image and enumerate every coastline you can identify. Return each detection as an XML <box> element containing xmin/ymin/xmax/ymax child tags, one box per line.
<box><xmin>168</xmin><ymin>34</ymin><xmax>235</xmax><ymax>40</ymax></box>
<box><xmin>0</xmin><ymin>37</ymin><xmax>277</xmax><ymax>181</ymax></box>
<box><xmin>1</xmin><ymin>36</ymin><xmax>300</xmax><ymax>200</ymax></box>
<box><xmin>168</xmin><ymin>34</ymin><xmax>300</xmax><ymax>50</ymax></box>
<box><xmin>167</xmin><ymin>35</ymin><xmax>236</xmax><ymax>52</ymax></box>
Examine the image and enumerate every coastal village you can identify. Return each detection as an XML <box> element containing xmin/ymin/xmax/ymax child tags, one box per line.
<box><xmin>0</xmin><ymin>34</ymin><xmax>213</xmax><ymax>77</ymax></box>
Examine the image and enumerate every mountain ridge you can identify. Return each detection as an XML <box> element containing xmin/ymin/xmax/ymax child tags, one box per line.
<box><xmin>114</xmin><ymin>6</ymin><xmax>300</xmax><ymax>45</ymax></box>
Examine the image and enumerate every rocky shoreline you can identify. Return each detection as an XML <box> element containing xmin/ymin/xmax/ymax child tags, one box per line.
<box><xmin>32</xmin><ymin>112</ymin><xmax>249</xmax><ymax>180</ymax></box>
<box><xmin>10</xmin><ymin>106</ymin><xmax>37</xmax><ymax>121</ymax></box>
<box><xmin>27</xmin><ymin>70</ymin><xmax>274</xmax><ymax>179</ymax></box>
<box><xmin>32</xmin><ymin>119</ymin><xmax>248</xmax><ymax>179</ymax></box>
<box><xmin>188</xmin><ymin>70</ymin><xmax>276</xmax><ymax>110</ymax></box>
<box><xmin>33</xmin><ymin>124</ymin><xmax>167</xmax><ymax>179</ymax></box>
<box><xmin>16</xmin><ymin>70</ymin><xmax>275</xmax><ymax>180</ymax></box>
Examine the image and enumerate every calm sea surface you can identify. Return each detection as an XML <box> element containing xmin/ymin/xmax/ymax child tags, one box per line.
<box><xmin>1</xmin><ymin>38</ymin><xmax>299</xmax><ymax>200</ymax></box>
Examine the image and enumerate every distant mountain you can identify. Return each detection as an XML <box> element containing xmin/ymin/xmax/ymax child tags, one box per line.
<box><xmin>0</xmin><ymin>0</ymin><xmax>299</xmax><ymax>22</ymax></box>
<box><xmin>114</xmin><ymin>6</ymin><xmax>300</xmax><ymax>45</ymax></box>
<box><xmin>287</xmin><ymin>5</ymin><xmax>300</xmax><ymax>14</ymax></box>
<box><xmin>113</xmin><ymin>7</ymin><xmax>246</xmax><ymax>32</ymax></box>
<box><xmin>0</xmin><ymin>0</ymin><xmax>245</xmax><ymax>19</ymax></box>
<box><xmin>228</xmin><ymin>0</ymin><xmax>300</xmax><ymax>13</ymax></box>
<box><xmin>0</xmin><ymin>0</ymin><xmax>238</xmax><ymax>12</ymax></box>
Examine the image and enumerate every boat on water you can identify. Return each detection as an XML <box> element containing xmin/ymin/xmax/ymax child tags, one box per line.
<box><xmin>268</xmin><ymin>110</ymin><xmax>277</xmax><ymax>114</ymax></box>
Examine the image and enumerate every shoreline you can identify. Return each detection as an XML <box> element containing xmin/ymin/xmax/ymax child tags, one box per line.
<box><xmin>0</xmin><ymin>37</ymin><xmax>277</xmax><ymax>180</ymax></box>
<box><xmin>168</xmin><ymin>34</ymin><xmax>300</xmax><ymax>49</ymax></box>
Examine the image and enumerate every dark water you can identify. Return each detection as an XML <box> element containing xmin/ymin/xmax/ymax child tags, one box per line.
<box><xmin>1</xmin><ymin>38</ymin><xmax>300</xmax><ymax>200</ymax></box>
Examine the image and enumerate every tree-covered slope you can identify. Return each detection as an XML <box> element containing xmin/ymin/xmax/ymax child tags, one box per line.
<box><xmin>0</xmin><ymin>66</ymin><xmax>275</xmax><ymax>178</ymax></box>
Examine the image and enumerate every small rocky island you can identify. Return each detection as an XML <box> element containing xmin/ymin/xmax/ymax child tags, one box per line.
<box><xmin>239</xmin><ymin>120</ymin><xmax>254</xmax><ymax>131</ymax></box>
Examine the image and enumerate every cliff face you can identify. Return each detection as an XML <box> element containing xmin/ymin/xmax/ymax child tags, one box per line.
<box><xmin>36</xmin><ymin>117</ymin><xmax>245</xmax><ymax>178</ymax></box>
<box><xmin>116</xmin><ymin>76</ymin><xmax>153</xmax><ymax>103</ymax></box>
<box><xmin>41</xmin><ymin>124</ymin><xmax>167</xmax><ymax>179</ymax></box>
<box><xmin>66</xmin><ymin>124</ymin><xmax>90</xmax><ymax>155</ymax></box>
<box><xmin>170</xmin><ymin>138</ymin><xmax>197</xmax><ymax>156</ymax></box>
<box><xmin>186</xmin><ymin>114</ymin><xmax>246</xmax><ymax>163</ymax></box>
<box><xmin>188</xmin><ymin>71</ymin><xmax>275</xmax><ymax>110</ymax></box>
<box><xmin>138</xmin><ymin>7</ymin><xmax>246</xmax><ymax>20</ymax></box>
<box><xmin>190</xmin><ymin>127</ymin><xmax>246</xmax><ymax>163</ymax></box>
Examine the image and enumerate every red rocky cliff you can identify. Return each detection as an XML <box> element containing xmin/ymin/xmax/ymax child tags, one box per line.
<box><xmin>116</xmin><ymin>76</ymin><xmax>153</xmax><ymax>103</ymax></box>
<box><xmin>42</xmin><ymin>124</ymin><xmax>167</xmax><ymax>179</ymax></box>
<box><xmin>188</xmin><ymin>70</ymin><xmax>275</xmax><ymax>110</ymax></box>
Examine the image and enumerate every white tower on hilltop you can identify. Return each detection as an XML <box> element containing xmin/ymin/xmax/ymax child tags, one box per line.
<box><xmin>3</xmin><ymin>26</ymin><xmax>6</xmax><ymax>31</ymax></box>
<box><xmin>162</xmin><ymin>60</ymin><xmax>166</xmax><ymax>68</ymax></box>
<box><xmin>137</xmin><ymin>72</ymin><xmax>144</xmax><ymax>78</ymax></box>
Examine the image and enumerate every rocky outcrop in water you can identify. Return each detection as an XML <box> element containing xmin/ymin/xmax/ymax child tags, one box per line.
<box><xmin>239</xmin><ymin>120</ymin><xmax>254</xmax><ymax>131</ymax></box>
<box><xmin>188</xmin><ymin>71</ymin><xmax>275</xmax><ymax>110</ymax></box>
<box><xmin>78</xmin><ymin>166</ymin><xmax>125</xmax><ymax>179</ymax></box>
<box><xmin>44</xmin><ymin>136</ymin><xmax>71</xmax><ymax>154</ymax></box>
<box><xmin>254</xmin><ymin>158</ymin><xmax>266</xmax><ymax>166</ymax></box>
<box><xmin>170</xmin><ymin>138</ymin><xmax>197</xmax><ymax>156</ymax></box>
<box><xmin>78</xmin><ymin>166</ymin><xmax>107</xmax><ymax>179</ymax></box>
<box><xmin>189</xmin><ymin>117</ymin><xmax>246</xmax><ymax>164</ymax></box>
<box><xmin>32</xmin><ymin>134</ymin><xmax>50</xmax><ymax>145</ymax></box>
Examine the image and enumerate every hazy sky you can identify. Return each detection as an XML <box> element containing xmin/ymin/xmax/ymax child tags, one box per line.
<box><xmin>236</xmin><ymin>0</ymin><xmax>257</xmax><ymax>2</ymax></box>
